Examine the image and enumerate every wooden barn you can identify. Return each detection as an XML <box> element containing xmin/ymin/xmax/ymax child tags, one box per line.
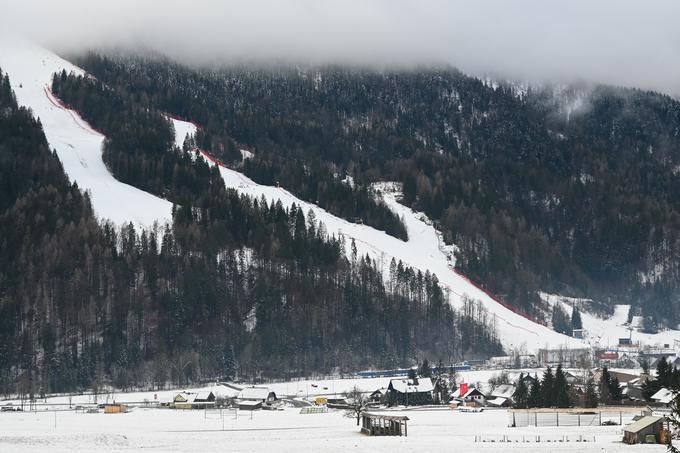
<box><xmin>386</xmin><ymin>378</ymin><xmax>433</xmax><ymax>406</ymax></box>
<box><xmin>623</xmin><ymin>416</ymin><xmax>667</xmax><ymax>444</ymax></box>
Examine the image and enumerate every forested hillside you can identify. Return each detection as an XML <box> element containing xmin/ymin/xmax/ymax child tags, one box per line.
<box><xmin>72</xmin><ymin>52</ymin><xmax>680</xmax><ymax>328</ymax></box>
<box><xmin>0</xmin><ymin>67</ymin><xmax>501</xmax><ymax>396</ymax></box>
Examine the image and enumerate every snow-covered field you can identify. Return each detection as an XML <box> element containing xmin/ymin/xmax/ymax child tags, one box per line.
<box><xmin>0</xmin><ymin>405</ymin><xmax>661</xmax><ymax>453</ymax></box>
<box><xmin>0</xmin><ymin>37</ymin><xmax>172</xmax><ymax>229</ymax></box>
<box><xmin>1</xmin><ymin>370</ymin><xmax>660</xmax><ymax>452</ymax></box>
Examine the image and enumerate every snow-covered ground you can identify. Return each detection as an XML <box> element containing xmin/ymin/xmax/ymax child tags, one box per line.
<box><xmin>0</xmin><ymin>405</ymin><xmax>660</xmax><ymax>453</ymax></box>
<box><xmin>542</xmin><ymin>293</ymin><xmax>680</xmax><ymax>349</ymax></box>
<box><xmin>0</xmin><ymin>37</ymin><xmax>172</xmax><ymax>228</ymax></box>
<box><xmin>0</xmin><ymin>371</ymin><xmax>659</xmax><ymax>452</ymax></box>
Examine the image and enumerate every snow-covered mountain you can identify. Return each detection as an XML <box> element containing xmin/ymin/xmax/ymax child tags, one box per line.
<box><xmin>3</xmin><ymin>38</ymin><xmax>678</xmax><ymax>355</ymax></box>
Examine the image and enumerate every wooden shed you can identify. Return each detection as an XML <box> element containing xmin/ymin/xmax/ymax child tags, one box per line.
<box><xmin>360</xmin><ymin>413</ymin><xmax>409</xmax><ymax>437</ymax></box>
<box><xmin>623</xmin><ymin>416</ymin><xmax>666</xmax><ymax>444</ymax></box>
<box><xmin>104</xmin><ymin>404</ymin><xmax>128</xmax><ymax>414</ymax></box>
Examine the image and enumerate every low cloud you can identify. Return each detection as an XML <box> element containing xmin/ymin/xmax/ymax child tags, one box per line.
<box><xmin>2</xmin><ymin>0</ymin><xmax>679</xmax><ymax>94</ymax></box>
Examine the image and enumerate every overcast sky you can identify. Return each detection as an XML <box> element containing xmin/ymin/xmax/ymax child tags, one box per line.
<box><xmin>2</xmin><ymin>0</ymin><xmax>679</xmax><ymax>94</ymax></box>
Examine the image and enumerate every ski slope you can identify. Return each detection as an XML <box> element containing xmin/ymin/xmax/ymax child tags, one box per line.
<box><xmin>163</xmin><ymin>117</ymin><xmax>581</xmax><ymax>352</ymax></box>
<box><xmin>218</xmin><ymin>165</ymin><xmax>580</xmax><ymax>351</ymax></box>
<box><xmin>0</xmin><ymin>38</ymin><xmax>172</xmax><ymax>228</ymax></box>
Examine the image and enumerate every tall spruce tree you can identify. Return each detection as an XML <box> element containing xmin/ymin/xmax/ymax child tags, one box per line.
<box><xmin>553</xmin><ymin>365</ymin><xmax>571</xmax><ymax>408</ymax></box>
<box><xmin>514</xmin><ymin>373</ymin><xmax>529</xmax><ymax>409</ymax></box>
<box><xmin>571</xmin><ymin>306</ymin><xmax>583</xmax><ymax>330</ymax></box>
<box><xmin>541</xmin><ymin>367</ymin><xmax>555</xmax><ymax>407</ymax></box>
<box><xmin>609</xmin><ymin>377</ymin><xmax>622</xmax><ymax>403</ymax></box>
<box><xmin>527</xmin><ymin>377</ymin><xmax>542</xmax><ymax>408</ymax></box>
<box><xmin>599</xmin><ymin>366</ymin><xmax>612</xmax><ymax>404</ymax></box>
<box><xmin>419</xmin><ymin>358</ymin><xmax>432</xmax><ymax>378</ymax></box>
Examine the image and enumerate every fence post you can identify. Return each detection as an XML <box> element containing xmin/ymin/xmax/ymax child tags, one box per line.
<box><xmin>556</xmin><ymin>412</ymin><xmax>559</xmax><ymax>427</ymax></box>
<box><xmin>578</xmin><ymin>414</ymin><xmax>580</xmax><ymax>426</ymax></box>
<box><xmin>535</xmin><ymin>412</ymin><xmax>538</xmax><ymax>427</ymax></box>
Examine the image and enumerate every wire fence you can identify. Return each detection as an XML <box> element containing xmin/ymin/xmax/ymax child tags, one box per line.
<box><xmin>475</xmin><ymin>434</ymin><xmax>597</xmax><ymax>443</ymax></box>
<box><xmin>204</xmin><ymin>408</ymin><xmax>238</xmax><ymax>420</ymax></box>
<box><xmin>509</xmin><ymin>410</ymin><xmax>638</xmax><ymax>427</ymax></box>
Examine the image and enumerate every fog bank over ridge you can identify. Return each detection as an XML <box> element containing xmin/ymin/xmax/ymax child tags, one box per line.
<box><xmin>2</xmin><ymin>0</ymin><xmax>679</xmax><ymax>94</ymax></box>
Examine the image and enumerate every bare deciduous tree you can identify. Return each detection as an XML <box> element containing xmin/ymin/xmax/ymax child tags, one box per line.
<box><xmin>344</xmin><ymin>385</ymin><xmax>369</xmax><ymax>426</ymax></box>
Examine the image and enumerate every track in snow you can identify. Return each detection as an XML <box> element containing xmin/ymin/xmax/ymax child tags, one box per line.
<box><xmin>0</xmin><ymin>37</ymin><xmax>172</xmax><ymax>229</ymax></box>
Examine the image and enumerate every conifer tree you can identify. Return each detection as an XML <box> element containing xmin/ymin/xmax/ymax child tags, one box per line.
<box><xmin>599</xmin><ymin>366</ymin><xmax>612</xmax><ymax>404</ymax></box>
<box><xmin>551</xmin><ymin>306</ymin><xmax>571</xmax><ymax>335</ymax></box>
<box><xmin>571</xmin><ymin>306</ymin><xmax>583</xmax><ymax>330</ymax></box>
<box><xmin>514</xmin><ymin>373</ymin><xmax>529</xmax><ymax>409</ymax></box>
<box><xmin>609</xmin><ymin>377</ymin><xmax>622</xmax><ymax>403</ymax></box>
<box><xmin>527</xmin><ymin>377</ymin><xmax>542</xmax><ymax>408</ymax></box>
<box><xmin>541</xmin><ymin>367</ymin><xmax>555</xmax><ymax>407</ymax></box>
<box><xmin>553</xmin><ymin>365</ymin><xmax>571</xmax><ymax>408</ymax></box>
<box><xmin>419</xmin><ymin>358</ymin><xmax>432</xmax><ymax>378</ymax></box>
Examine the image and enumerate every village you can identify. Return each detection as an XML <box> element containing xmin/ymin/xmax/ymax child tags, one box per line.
<box><xmin>3</xmin><ymin>337</ymin><xmax>680</xmax><ymax>451</ymax></box>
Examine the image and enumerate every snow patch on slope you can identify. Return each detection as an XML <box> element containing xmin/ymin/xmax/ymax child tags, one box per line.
<box><xmin>0</xmin><ymin>38</ymin><xmax>172</xmax><ymax>228</ymax></box>
<box><xmin>240</xmin><ymin>149</ymin><xmax>254</xmax><ymax>161</ymax></box>
<box><xmin>168</xmin><ymin>117</ymin><xmax>197</xmax><ymax>149</ymax></box>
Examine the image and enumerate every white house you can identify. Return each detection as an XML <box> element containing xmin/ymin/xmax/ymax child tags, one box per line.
<box><xmin>451</xmin><ymin>386</ymin><xmax>486</xmax><ymax>405</ymax></box>
<box><xmin>486</xmin><ymin>384</ymin><xmax>515</xmax><ymax>407</ymax></box>
<box><xmin>650</xmin><ymin>388</ymin><xmax>675</xmax><ymax>405</ymax></box>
